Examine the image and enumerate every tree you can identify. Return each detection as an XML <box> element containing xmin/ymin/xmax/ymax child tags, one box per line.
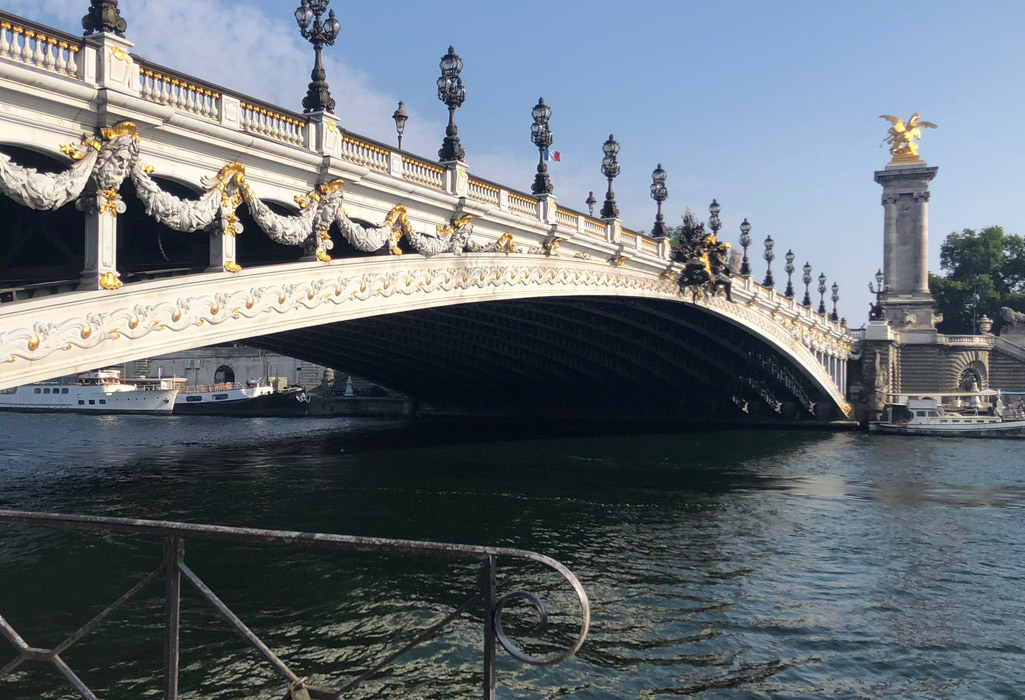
<box><xmin>929</xmin><ymin>226</ymin><xmax>1025</xmax><ymax>333</ymax></box>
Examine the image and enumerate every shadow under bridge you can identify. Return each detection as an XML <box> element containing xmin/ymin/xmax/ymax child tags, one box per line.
<box><xmin>247</xmin><ymin>296</ymin><xmax>839</xmax><ymax>421</ymax></box>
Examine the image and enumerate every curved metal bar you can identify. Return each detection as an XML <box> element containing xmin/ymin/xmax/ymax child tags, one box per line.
<box><xmin>494</xmin><ymin>557</ymin><xmax>590</xmax><ymax>667</ymax></box>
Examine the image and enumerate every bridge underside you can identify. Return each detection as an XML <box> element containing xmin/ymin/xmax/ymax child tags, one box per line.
<box><xmin>246</xmin><ymin>296</ymin><xmax>837</xmax><ymax>421</ymax></box>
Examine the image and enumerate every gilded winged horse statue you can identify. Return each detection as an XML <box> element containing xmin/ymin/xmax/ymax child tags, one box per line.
<box><xmin>880</xmin><ymin>113</ymin><xmax>938</xmax><ymax>159</ymax></box>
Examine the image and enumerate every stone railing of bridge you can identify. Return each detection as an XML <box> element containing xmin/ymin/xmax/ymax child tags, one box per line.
<box><xmin>0</xmin><ymin>9</ymin><xmax>851</xmax><ymax>406</ymax></box>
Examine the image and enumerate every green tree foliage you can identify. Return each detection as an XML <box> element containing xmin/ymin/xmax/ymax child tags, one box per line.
<box><xmin>929</xmin><ymin>226</ymin><xmax>1025</xmax><ymax>333</ymax></box>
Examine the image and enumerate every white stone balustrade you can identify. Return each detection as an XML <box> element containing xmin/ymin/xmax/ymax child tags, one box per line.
<box><xmin>240</xmin><ymin>101</ymin><xmax>306</xmax><ymax>147</ymax></box>
<box><xmin>555</xmin><ymin>207</ymin><xmax>577</xmax><ymax>229</ymax></box>
<box><xmin>581</xmin><ymin>217</ymin><xmax>607</xmax><ymax>240</ymax></box>
<box><xmin>467</xmin><ymin>178</ymin><xmax>500</xmax><ymax>207</ymax></box>
<box><xmin>401</xmin><ymin>157</ymin><xmax>445</xmax><ymax>190</ymax></box>
<box><xmin>507</xmin><ymin>192</ymin><xmax>540</xmax><ymax>219</ymax></box>
<box><xmin>0</xmin><ymin>19</ymin><xmax>79</xmax><ymax>78</ymax></box>
<box><xmin>139</xmin><ymin>67</ymin><xmax>220</xmax><ymax>121</ymax></box>
<box><xmin>342</xmin><ymin>135</ymin><xmax>389</xmax><ymax>173</ymax></box>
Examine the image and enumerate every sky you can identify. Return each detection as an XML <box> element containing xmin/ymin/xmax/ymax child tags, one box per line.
<box><xmin>8</xmin><ymin>0</ymin><xmax>1025</xmax><ymax>322</ymax></box>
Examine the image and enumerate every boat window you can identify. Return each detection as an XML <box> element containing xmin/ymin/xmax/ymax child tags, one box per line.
<box><xmin>928</xmin><ymin>411</ymin><xmax>938</xmax><ymax>417</ymax></box>
<box><xmin>43</xmin><ymin>388</ymin><xmax>51</xmax><ymax>394</ymax></box>
<box><xmin>916</xmin><ymin>411</ymin><xmax>926</xmax><ymax>417</ymax></box>
<box><xmin>213</xmin><ymin>393</ymin><xmax>229</xmax><ymax>400</ymax></box>
<box><xmin>99</xmin><ymin>399</ymin><xmax>106</xmax><ymax>404</ymax></box>
<box><xmin>78</xmin><ymin>400</ymin><xmax>84</xmax><ymax>405</ymax></box>
<box><xmin>62</xmin><ymin>388</ymin><xmax>68</xmax><ymax>394</ymax></box>
<box><xmin>185</xmin><ymin>396</ymin><xmax>203</xmax><ymax>402</ymax></box>
<box><xmin>951</xmin><ymin>420</ymin><xmax>958</xmax><ymax>423</ymax></box>
<box><xmin>88</xmin><ymin>400</ymin><xmax>95</xmax><ymax>405</ymax></box>
<box><xmin>33</xmin><ymin>388</ymin><xmax>40</xmax><ymax>394</ymax></box>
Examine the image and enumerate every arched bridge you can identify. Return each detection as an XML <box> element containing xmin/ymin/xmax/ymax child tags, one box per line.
<box><xmin>0</xmin><ymin>10</ymin><xmax>852</xmax><ymax>419</ymax></box>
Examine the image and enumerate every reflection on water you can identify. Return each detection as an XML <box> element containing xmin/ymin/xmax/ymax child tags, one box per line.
<box><xmin>1</xmin><ymin>415</ymin><xmax>1024</xmax><ymax>699</ymax></box>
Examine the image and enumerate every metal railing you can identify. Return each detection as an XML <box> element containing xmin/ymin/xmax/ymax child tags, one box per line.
<box><xmin>0</xmin><ymin>510</ymin><xmax>589</xmax><ymax>700</ymax></box>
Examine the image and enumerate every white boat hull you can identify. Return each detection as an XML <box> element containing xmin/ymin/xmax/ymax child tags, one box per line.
<box><xmin>869</xmin><ymin>420</ymin><xmax>1025</xmax><ymax>438</ymax></box>
<box><xmin>0</xmin><ymin>381</ymin><xmax>176</xmax><ymax>414</ymax></box>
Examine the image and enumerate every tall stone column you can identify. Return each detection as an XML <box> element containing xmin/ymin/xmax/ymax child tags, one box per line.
<box><xmin>874</xmin><ymin>161</ymin><xmax>940</xmax><ymax>332</ymax></box>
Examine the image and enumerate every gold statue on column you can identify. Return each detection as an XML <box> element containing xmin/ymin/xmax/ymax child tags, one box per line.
<box><xmin>880</xmin><ymin>113</ymin><xmax>938</xmax><ymax>163</ymax></box>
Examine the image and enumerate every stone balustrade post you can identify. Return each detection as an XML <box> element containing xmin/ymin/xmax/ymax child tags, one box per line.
<box><xmin>83</xmin><ymin>33</ymin><xmax>138</xmax><ymax>95</ymax></box>
<box><xmin>538</xmin><ymin>194</ymin><xmax>557</xmax><ymax>226</ymax></box>
<box><xmin>220</xmin><ymin>95</ymin><xmax>241</xmax><ymax>129</ymax></box>
<box><xmin>498</xmin><ymin>188</ymin><xmax>509</xmax><ymax>213</ymax></box>
<box><xmin>606</xmin><ymin>220</ymin><xmax>620</xmax><ymax>245</ymax></box>
<box><xmin>309</xmin><ymin>111</ymin><xmax>341</xmax><ymax>157</ymax></box>
<box><xmin>388</xmin><ymin>152</ymin><xmax>403</xmax><ymax>177</ymax></box>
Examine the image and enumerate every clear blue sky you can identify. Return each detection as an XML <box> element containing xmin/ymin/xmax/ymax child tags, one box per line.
<box><xmin>13</xmin><ymin>0</ymin><xmax>1025</xmax><ymax>322</ymax></box>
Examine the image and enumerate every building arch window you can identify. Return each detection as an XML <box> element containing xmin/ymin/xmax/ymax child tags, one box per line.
<box><xmin>213</xmin><ymin>365</ymin><xmax>235</xmax><ymax>384</ymax></box>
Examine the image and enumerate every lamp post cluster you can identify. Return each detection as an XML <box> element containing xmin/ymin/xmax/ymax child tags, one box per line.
<box><xmin>530</xmin><ymin>98</ymin><xmax>554</xmax><ymax>195</ymax></box>
<box><xmin>437</xmin><ymin>46</ymin><xmax>467</xmax><ymax>162</ymax></box>
<box><xmin>294</xmin><ymin>0</ymin><xmax>340</xmax><ymax>114</ymax></box>
<box><xmin>599</xmin><ymin>135</ymin><xmax>620</xmax><ymax>219</ymax></box>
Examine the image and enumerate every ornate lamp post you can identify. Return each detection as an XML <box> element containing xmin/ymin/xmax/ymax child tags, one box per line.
<box><xmin>437</xmin><ymin>46</ymin><xmax>467</xmax><ymax>162</ymax></box>
<box><xmin>530</xmin><ymin>98</ymin><xmax>554</xmax><ymax>195</ymax></box>
<box><xmin>817</xmin><ymin>272</ymin><xmax>827</xmax><ymax>314</ymax></box>
<box><xmin>650</xmin><ymin>164</ymin><xmax>668</xmax><ymax>238</ymax></box>
<box><xmin>585</xmin><ymin>191</ymin><xmax>597</xmax><ymax>216</ymax></box>
<box><xmin>82</xmin><ymin>0</ymin><xmax>127</xmax><ymax>36</ymax></box>
<box><xmin>708</xmin><ymin>199</ymin><xmax>722</xmax><ymax>238</ymax></box>
<box><xmin>830</xmin><ymin>282</ymin><xmax>840</xmax><ymax>321</ymax></box>
<box><xmin>868</xmin><ymin>268</ymin><xmax>888</xmax><ymax>320</ymax></box>
<box><xmin>600</xmin><ymin>134</ymin><xmax>620</xmax><ymax>219</ymax></box>
<box><xmin>295</xmin><ymin>0</ymin><xmax>340</xmax><ymax>114</ymax></box>
<box><xmin>801</xmin><ymin>262</ymin><xmax>813</xmax><ymax>306</ymax></box>
<box><xmin>783</xmin><ymin>249</ymin><xmax>795</xmax><ymax>298</ymax></box>
<box><xmin>762</xmin><ymin>235</ymin><xmax>775</xmax><ymax>288</ymax></box>
<box><xmin>739</xmin><ymin>218</ymin><xmax>752</xmax><ymax>276</ymax></box>
<box><xmin>392</xmin><ymin>101</ymin><xmax>408</xmax><ymax>150</ymax></box>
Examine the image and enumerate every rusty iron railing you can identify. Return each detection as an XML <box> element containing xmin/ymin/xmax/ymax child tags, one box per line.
<box><xmin>0</xmin><ymin>510</ymin><xmax>590</xmax><ymax>700</ymax></box>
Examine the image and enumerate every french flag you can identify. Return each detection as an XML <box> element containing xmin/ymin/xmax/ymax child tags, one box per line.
<box><xmin>543</xmin><ymin>149</ymin><xmax>561</xmax><ymax>163</ymax></box>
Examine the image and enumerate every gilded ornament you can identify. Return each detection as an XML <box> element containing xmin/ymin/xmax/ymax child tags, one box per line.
<box><xmin>210</xmin><ymin>304</ymin><xmax>220</xmax><ymax>314</ymax></box>
<box><xmin>128</xmin><ymin>317</ymin><xmax>139</xmax><ymax>329</ymax></box>
<box><xmin>80</xmin><ymin>327</ymin><xmax>92</xmax><ymax>340</ymax></box>
<box><xmin>880</xmin><ymin>113</ymin><xmax>937</xmax><ymax>163</ymax></box>
<box><xmin>109</xmin><ymin>46</ymin><xmax>130</xmax><ymax>63</ymax></box>
<box><xmin>543</xmin><ymin>237</ymin><xmax>563</xmax><ymax>253</ymax></box>
<box><xmin>143</xmin><ymin>165</ymin><xmax>155</xmax><ymax>174</ymax></box>
<box><xmin>317</xmin><ymin>178</ymin><xmax>345</xmax><ymax>196</ymax></box>
<box><xmin>496</xmin><ymin>233</ymin><xmax>516</xmax><ymax>254</ymax></box>
<box><xmin>245</xmin><ymin>299</ymin><xmax>255</xmax><ymax>309</ymax></box>
<box><xmin>100</xmin><ymin>121</ymin><xmax>139</xmax><ymax>141</ymax></box>
<box><xmin>98</xmin><ymin>271</ymin><xmax>122</xmax><ymax>289</ymax></box>
<box><xmin>171</xmin><ymin>310</ymin><xmax>181</xmax><ymax>322</ymax></box>
<box><xmin>316</xmin><ymin>250</ymin><xmax>332</xmax><ymax>262</ymax></box>
<box><xmin>27</xmin><ymin>336</ymin><xmax>40</xmax><ymax>352</ymax></box>
<box><xmin>610</xmin><ymin>256</ymin><xmax>627</xmax><ymax>267</ymax></box>
<box><xmin>223</xmin><ymin>261</ymin><xmax>242</xmax><ymax>273</ymax></box>
<box><xmin>98</xmin><ymin>189</ymin><xmax>121</xmax><ymax>218</ymax></box>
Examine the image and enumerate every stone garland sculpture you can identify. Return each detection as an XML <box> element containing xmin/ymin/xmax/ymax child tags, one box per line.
<box><xmin>0</xmin><ymin>121</ymin><xmax>492</xmax><ymax>273</ymax></box>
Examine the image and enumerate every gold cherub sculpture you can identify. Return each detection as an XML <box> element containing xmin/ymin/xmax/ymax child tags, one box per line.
<box><xmin>880</xmin><ymin>113</ymin><xmax>937</xmax><ymax>162</ymax></box>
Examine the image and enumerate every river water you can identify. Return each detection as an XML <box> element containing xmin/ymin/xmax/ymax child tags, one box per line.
<box><xmin>0</xmin><ymin>414</ymin><xmax>1023</xmax><ymax>699</ymax></box>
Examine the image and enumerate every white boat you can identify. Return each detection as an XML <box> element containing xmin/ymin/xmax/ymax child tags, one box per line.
<box><xmin>0</xmin><ymin>370</ymin><xmax>178</xmax><ymax>414</ymax></box>
<box><xmin>870</xmin><ymin>390</ymin><xmax>1025</xmax><ymax>437</ymax></box>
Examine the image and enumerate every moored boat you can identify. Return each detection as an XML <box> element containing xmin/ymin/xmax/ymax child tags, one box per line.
<box><xmin>0</xmin><ymin>370</ymin><xmax>178</xmax><ymax>414</ymax></box>
<box><xmin>169</xmin><ymin>381</ymin><xmax>309</xmax><ymax>416</ymax></box>
<box><xmin>870</xmin><ymin>391</ymin><xmax>1025</xmax><ymax>438</ymax></box>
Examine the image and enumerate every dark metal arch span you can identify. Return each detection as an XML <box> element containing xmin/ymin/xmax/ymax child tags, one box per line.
<box><xmin>244</xmin><ymin>295</ymin><xmax>840</xmax><ymax>420</ymax></box>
